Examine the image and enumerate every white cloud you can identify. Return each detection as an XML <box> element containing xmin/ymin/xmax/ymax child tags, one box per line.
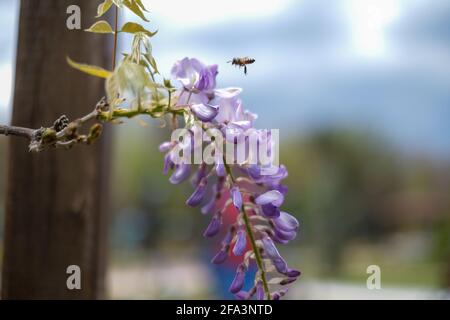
<box><xmin>345</xmin><ymin>0</ymin><xmax>401</xmax><ymax>58</ymax></box>
<box><xmin>140</xmin><ymin>0</ymin><xmax>293</xmax><ymax>28</ymax></box>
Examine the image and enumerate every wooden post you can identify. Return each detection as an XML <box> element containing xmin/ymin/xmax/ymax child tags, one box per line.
<box><xmin>1</xmin><ymin>0</ymin><xmax>112</xmax><ymax>299</ymax></box>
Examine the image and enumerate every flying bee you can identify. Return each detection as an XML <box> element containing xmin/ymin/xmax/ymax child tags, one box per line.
<box><xmin>228</xmin><ymin>57</ymin><xmax>256</xmax><ymax>75</ymax></box>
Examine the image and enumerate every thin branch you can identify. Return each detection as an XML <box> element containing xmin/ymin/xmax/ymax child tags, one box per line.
<box><xmin>0</xmin><ymin>124</ymin><xmax>35</xmax><ymax>140</ymax></box>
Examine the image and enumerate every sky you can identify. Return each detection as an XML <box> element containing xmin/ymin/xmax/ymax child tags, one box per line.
<box><xmin>1</xmin><ymin>0</ymin><xmax>449</xmax><ymax>158</ymax></box>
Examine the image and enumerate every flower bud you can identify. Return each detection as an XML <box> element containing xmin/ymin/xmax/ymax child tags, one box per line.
<box><xmin>229</xmin><ymin>265</ymin><xmax>246</xmax><ymax>294</ymax></box>
<box><xmin>231</xmin><ymin>186</ymin><xmax>243</xmax><ymax>211</ymax></box>
<box><xmin>186</xmin><ymin>178</ymin><xmax>207</xmax><ymax>207</ymax></box>
<box><xmin>203</xmin><ymin>213</ymin><xmax>222</xmax><ymax>238</ymax></box>
<box><xmin>169</xmin><ymin>164</ymin><xmax>191</xmax><ymax>184</ymax></box>
<box><xmin>256</xmin><ymin>281</ymin><xmax>265</xmax><ymax>300</ymax></box>
<box><xmin>211</xmin><ymin>248</ymin><xmax>228</xmax><ymax>264</ymax></box>
<box><xmin>232</xmin><ymin>229</ymin><xmax>247</xmax><ymax>256</ymax></box>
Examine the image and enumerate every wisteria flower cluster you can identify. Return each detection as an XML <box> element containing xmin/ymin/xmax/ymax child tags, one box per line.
<box><xmin>158</xmin><ymin>58</ymin><xmax>301</xmax><ymax>300</ymax></box>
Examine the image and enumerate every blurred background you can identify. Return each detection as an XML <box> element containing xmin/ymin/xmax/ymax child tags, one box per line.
<box><xmin>0</xmin><ymin>0</ymin><xmax>449</xmax><ymax>299</ymax></box>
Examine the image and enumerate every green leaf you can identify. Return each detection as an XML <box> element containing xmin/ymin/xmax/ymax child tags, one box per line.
<box><xmin>85</xmin><ymin>20</ymin><xmax>114</xmax><ymax>34</ymax></box>
<box><xmin>116</xmin><ymin>61</ymin><xmax>149</xmax><ymax>97</ymax></box>
<box><xmin>123</xmin><ymin>0</ymin><xmax>149</xmax><ymax>22</ymax></box>
<box><xmin>106</xmin><ymin>74</ymin><xmax>119</xmax><ymax>102</ymax></box>
<box><xmin>96</xmin><ymin>0</ymin><xmax>113</xmax><ymax>17</ymax></box>
<box><xmin>67</xmin><ymin>57</ymin><xmax>112</xmax><ymax>79</ymax></box>
<box><xmin>163</xmin><ymin>79</ymin><xmax>174</xmax><ymax>89</ymax></box>
<box><xmin>120</xmin><ymin>22</ymin><xmax>157</xmax><ymax>37</ymax></box>
<box><xmin>112</xmin><ymin>0</ymin><xmax>124</xmax><ymax>7</ymax></box>
<box><xmin>147</xmin><ymin>55</ymin><xmax>159</xmax><ymax>74</ymax></box>
<box><xmin>134</xmin><ymin>0</ymin><xmax>148</xmax><ymax>12</ymax></box>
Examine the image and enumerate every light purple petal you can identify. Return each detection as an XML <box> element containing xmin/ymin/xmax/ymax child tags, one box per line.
<box><xmin>214</xmin><ymin>87</ymin><xmax>243</xmax><ymax>99</ymax></box>
<box><xmin>163</xmin><ymin>153</ymin><xmax>172</xmax><ymax>175</ymax></box>
<box><xmin>169</xmin><ymin>164</ymin><xmax>191</xmax><ymax>184</ymax></box>
<box><xmin>186</xmin><ymin>179</ymin><xmax>207</xmax><ymax>207</ymax></box>
<box><xmin>229</xmin><ymin>265</ymin><xmax>246</xmax><ymax>294</ymax></box>
<box><xmin>286</xmin><ymin>268</ymin><xmax>302</xmax><ymax>278</ymax></box>
<box><xmin>215</xmin><ymin>163</ymin><xmax>226</xmax><ymax>177</ymax></box>
<box><xmin>271</xmin><ymin>232</ymin><xmax>291</xmax><ymax>244</ymax></box>
<box><xmin>234</xmin><ymin>291</ymin><xmax>249</xmax><ymax>300</ymax></box>
<box><xmin>230</xmin><ymin>120</ymin><xmax>252</xmax><ymax>130</ymax></box>
<box><xmin>262</xmin><ymin>236</ymin><xmax>288</xmax><ymax>273</ymax></box>
<box><xmin>191</xmin><ymin>103</ymin><xmax>219</xmax><ymax>122</ymax></box>
<box><xmin>211</xmin><ymin>249</ymin><xmax>228</xmax><ymax>264</ymax></box>
<box><xmin>273</xmin><ymin>257</ymin><xmax>288</xmax><ymax>274</ymax></box>
<box><xmin>255</xmin><ymin>190</ymin><xmax>284</xmax><ymax>207</ymax></box>
<box><xmin>231</xmin><ymin>186</ymin><xmax>243</xmax><ymax>210</ymax></box>
<box><xmin>273</xmin><ymin>211</ymin><xmax>299</xmax><ymax>232</ymax></box>
<box><xmin>261</xmin><ymin>203</ymin><xmax>280</xmax><ymax>218</ymax></box>
<box><xmin>274</xmin><ymin>227</ymin><xmax>297</xmax><ymax>242</ymax></box>
<box><xmin>203</xmin><ymin>213</ymin><xmax>222</xmax><ymax>238</ymax></box>
<box><xmin>171</xmin><ymin>57</ymin><xmax>204</xmax><ymax>90</ymax></box>
<box><xmin>256</xmin><ymin>281</ymin><xmax>265</xmax><ymax>300</ymax></box>
<box><xmin>159</xmin><ymin>141</ymin><xmax>173</xmax><ymax>153</ymax></box>
<box><xmin>221</xmin><ymin>227</ymin><xmax>235</xmax><ymax>246</ymax></box>
<box><xmin>196</xmin><ymin>65</ymin><xmax>218</xmax><ymax>91</ymax></box>
<box><xmin>262</xmin><ymin>236</ymin><xmax>281</xmax><ymax>259</ymax></box>
<box><xmin>271</xmin><ymin>288</ymin><xmax>289</xmax><ymax>300</ymax></box>
<box><xmin>191</xmin><ymin>164</ymin><xmax>207</xmax><ymax>187</ymax></box>
<box><xmin>280</xmin><ymin>278</ymin><xmax>297</xmax><ymax>285</ymax></box>
<box><xmin>201</xmin><ymin>197</ymin><xmax>215</xmax><ymax>215</ymax></box>
<box><xmin>232</xmin><ymin>229</ymin><xmax>247</xmax><ymax>256</ymax></box>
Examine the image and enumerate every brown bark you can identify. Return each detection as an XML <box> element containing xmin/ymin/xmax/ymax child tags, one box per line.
<box><xmin>1</xmin><ymin>0</ymin><xmax>112</xmax><ymax>299</ymax></box>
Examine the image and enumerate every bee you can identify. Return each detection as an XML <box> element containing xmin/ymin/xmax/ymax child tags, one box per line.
<box><xmin>228</xmin><ymin>57</ymin><xmax>256</xmax><ymax>75</ymax></box>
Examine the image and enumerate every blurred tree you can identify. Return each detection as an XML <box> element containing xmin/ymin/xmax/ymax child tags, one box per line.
<box><xmin>1</xmin><ymin>0</ymin><xmax>112</xmax><ymax>299</ymax></box>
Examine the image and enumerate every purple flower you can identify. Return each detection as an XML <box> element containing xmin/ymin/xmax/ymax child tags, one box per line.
<box><xmin>229</xmin><ymin>265</ymin><xmax>246</xmax><ymax>294</ymax></box>
<box><xmin>197</xmin><ymin>65</ymin><xmax>218</xmax><ymax>92</ymax></box>
<box><xmin>214</xmin><ymin>88</ymin><xmax>256</xmax><ymax>125</ymax></box>
<box><xmin>247</xmin><ymin>164</ymin><xmax>288</xmax><ymax>185</ymax></box>
<box><xmin>215</xmin><ymin>163</ymin><xmax>226</xmax><ymax>177</ymax></box>
<box><xmin>286</xmin><ymin>268</ymin><xmax>302</xmax><ymax>278</ymax></box>
<box><xmin>256</xmin><ymin>190</ymin><xmax>284</xmax><ymax>207</ymax></box>
<box><xmin>163</xmin><ymin>153</ymin><xmax>173</xmax><ymax>175</ymax></box>
<box><xmin>280</xmin><ymin>278</ymin><xmax>297</xmax><ymax>285</ymax></box>
<box><xmin>201</xmin><ymin>197</ymin><xmax>216</xmax><ymax>215</ymax></box>
<box><xmin>255</xmin><ymin>190</ymin><xmax>284</xmax><ymax>218</ymax></box>
<box><xmin>160</xmin><ymin>57</ymin><xmax>301</xmax><ymax>300</ymax></box>
<box><xmin>256</xmin><ymin>281</ymin><xmax>265</xmax><ymax>300</ymax></box>
<box><xmin>274</xmin><ymin>227</ymin><xmax>297</xmax><ymax>242</ymax></box>
<box><xmin>234</xmin><ymin>291</ymin><xmax>249</xmax><ymax>300</ymax></box>
<box><xmin>232</xmin><ymin>229</ymin><xmax>247</xmax><ymax>256</ymax></box>
<box><xmin>203</xmin><ymin>213</ymin><xmax>222</xmax><ymax>238</ymax></box>
<box><xmin>271</xmin><ymin>288</ymin><xmax>288</xmax><ymax>300</ymax></box>
<box><xmin>171</xmin><ymin>57</ymin><xmax>218</xmax><ymax>92</ymax></box>
<box><xmin>186</xmin><ymin>178</ymin><xmax>208</xmax><ymax>207</ymax></box>
<box><xmin>211</xmin><ymin>248</ymin><xmax>228</xmax><ymax>264</ymax></box>
<box><xmin>159</xmin><ymin>141</ymin><xmax>174</xmax><ymax>153</ymax></box>
<box><xmin>271</xmin><ymin>232</ymin><xmax>291</xmax><ymax>245</ymax></box>
<box><xmin>262</xmin><ymin>236</ymin><xmax>288</xmax><ymax>274</ymax></box>
<box><xmin>191</xmin><ymin>103</ymin><xmax>219</xmax><ymax>122</ymax></box>
<box><xmin>231</xmin><ymin>186</ymin><xmax>243</xmax><ymax>210</ymax></box>
<box><xmin>273</xmin><ymin>211</ymin><xmax>299</xmax><ymax>232</ymax></box>
<box><xmin>222</xmin><ymin>226</ymin><xmax>236</xmax><ymax>247</ymax></box>
<box><xmin>169</xmin><ymin>164</ymin><xmax>191</xmax><ymax>184</ymax></box>
<box><xmin>191</xmin><ymin>163</ymin><xmax>207</xmax><ymax>187</ymax></box>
